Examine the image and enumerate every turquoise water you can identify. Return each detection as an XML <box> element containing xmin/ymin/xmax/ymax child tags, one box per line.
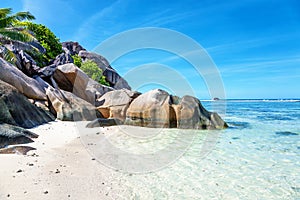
<box><xmin>100</xmin><ymin>100</ymin><xmax>300</xmax><ymax>199</ymax></box>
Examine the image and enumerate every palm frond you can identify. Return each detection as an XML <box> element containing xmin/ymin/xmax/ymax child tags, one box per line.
<box><xmin>12</xmin><ymin>11</ymin><xmax>35</xmax><ymax>21</ymax></box>
<box><xmin>0</xmin><ymin>45</ymin><xmax>16</xmax><ymax>63</ymax></box>
<box><xmin>0</xmin><ymin>28</ymin><xmax>35</xmax><ymax>42</ymax></box>
<box><xmin>0</xmin><ymin>17</ymin><xmax>11</xmax><ymax>29</ymax></box>
<box><xmin>0</xmin><ymin>12</ymin><xmax>35</xmax><ymax>29</ymax></box>
<box><xmin>0</xmin><ymin>8</ymin><xmax>12</xmax><ymax>18</ymax></box>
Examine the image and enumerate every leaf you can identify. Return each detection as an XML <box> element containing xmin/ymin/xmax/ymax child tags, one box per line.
<box><xmin>0</xmin><ymin>28</ymin><xmax>35</xmax><ymax>42</ymax></box>
<box><xmin>0</xmin><ymin>8</ymin><xmax>12</xmax><ymax>19</ymax></box>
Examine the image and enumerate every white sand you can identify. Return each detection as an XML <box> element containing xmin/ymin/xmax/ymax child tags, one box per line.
<box><xmin>1</xmin><ymin>120</ymin><xmax>297</xmax><ymax>199</ymax></box>
<box><xmin>0</xmin><ymin>121</ymin><xmax>127</xmax><ymax>200</ymax></box>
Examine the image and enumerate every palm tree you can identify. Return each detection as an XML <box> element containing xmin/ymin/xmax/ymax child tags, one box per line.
<box><xmin>0</xmin><ymin>8</ymin><xmax>36</xmax><ymax>62</ymax></box>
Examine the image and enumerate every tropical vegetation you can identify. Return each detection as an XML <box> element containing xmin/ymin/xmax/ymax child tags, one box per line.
<box><xmin>16</xmin><ymin>21</ymin><xmax>63</xmax><ymax>65</ymax></box>
<box><xmin>0</xmin><ymin>8</ymin><xmax>36</xmax><ymax>62</ymax></box>
<box><xmin>80</xmin><ymin>60</ymin><xmax>110</xmax><ymax>86</ymax></box>
<box><xmin>0</xmin><ymin>7</ymin><xmax>110</xmax><ymax>86</ymax></box>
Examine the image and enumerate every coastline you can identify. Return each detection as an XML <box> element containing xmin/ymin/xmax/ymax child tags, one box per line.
<box><xmin>0</xmin><ymin>121</ymin><xmax>120</xmax><ymax>199</ymax></box>
<box><xmin>1</xmin><ymin>101</ymin><xmax>299</xmax><ymax>200</ymax></box>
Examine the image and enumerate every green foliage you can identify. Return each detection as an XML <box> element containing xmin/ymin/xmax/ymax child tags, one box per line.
<box><xmin>71</xmin><ymin>54</ymin><xmax>82</xmax><ymax>67</ymax></box>
<box><xmin>0</xmin><ymin>8</ymin><xmax>36</xmax><ymax>63</ymax></box>
<box><xmin>0</xmin><ymin>8</ymin><xmax>35</xmax><ymax>29</ymax></box>
<box><xmin>16</xmin><ymin>21</ymin><xmax>63</xmax><ymax>63</ymax></box>
<box><xmin>80</xmin><ymin>60</ymin><xmax>110</xmax><ymax>86</ymax></box>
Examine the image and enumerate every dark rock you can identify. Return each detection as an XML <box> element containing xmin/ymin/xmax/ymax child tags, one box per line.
<box><xmin>103</xmin><ymin>68</ymin><xmax>131</xmax><ymax>90</ymax></box>
<box><xmin>15</xmin><ymin>50</ymin><xmax>40</xmax><ymax>77</ymax></box>
<box><xmin>51</xmin><ymin>53</ymin><xmax>73</xmax><ymax>66</ymax></box>
<box><xmin>0</xmin><ymin>58</ymin><xmax>47</xmax><ymax>100</ymax></box>
<box><xmin>28</xmin><ymin>41</ymin><xmax>46</xmax><ymax>54</ymax></box>
<box><xmin>86</xmin><ymin>118</ymin><xmax>123</xmax><ymax>128</ymax></box>
<box><xmin>0</xmin><ymin>124</ymin><xmax>37</xmax><ymax>148</ymax></box>
<box><xmin>62</xmin><ymin>41</ymin><xmax>86</xmax><ymax>55</ymax></box>
<box><xmin>5</xmin><ymin>40</ymin><xmax>37</xmax><ymax>53</ymax></box>
<box><xmin>0</xmin><ymin>123</ymin><xmax>38</xmax><ymax>138</ymax></box>
<box><xmin>38</xmin><ymin>64</ymin><xmax>57</xmax><ymax>78</ymax></box>
<box><xmin>0</xmin><ymin>80</ymin><xmax>55</xmax><ymax>128</ymax></box>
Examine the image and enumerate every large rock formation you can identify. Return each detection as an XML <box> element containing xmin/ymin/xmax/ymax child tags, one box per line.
<box><xmin>15</xmin><ymin>50</ymin><xmax>40</xmax><ymax>76</ymax></box>
<box><xmin>125</xmin><ymin>89</ymin><xmax>227</xmax><ymax>129</ymax></box>
<box><xmin>0</xmin><ymin>57</ymin><xmax>47</xmax><ymax>100</ymax></box>
<box><xmin>96</xmin><ymin>89</ymin><xmax>140</xmax><ymax>122</ymax></box>
<box><xmin>0</xmin><ymin>37</ymin><xmax>227</xmax><ymax>133</ymax></box>
<box><xmin>78</xmin><ymin>50</ymin><xmax>131</xmax><ymax>90</ymax></box>
<box><xmin>62</xmin><ymin>41</ymin><xmax>86</xmax><ymax>55</ymax></box>
<box><xmin>0</xmin><ymin>80</ymin><xmax>54</xmax><ymax>128</ymax></box>
<box><xmin>53</xmin><ymin>63</ymin><xmax>114</xmax><ymax>105</ymax></box>
<box><xmin>125</xmin><ymin>89</ymin><xmax>174</xmax><ymax>128</ymax></box>
<box><xmin>46</xmin><ymin>86</ymin><xmax>102</xmax><ymax>121</ymax></box>
<box><xmin>174</xmin><ymin>95</ymin><xmax>227</xmax><ymax>129</ymax></box>
<box><xmin>51</xmin><ymin>52</ymin><xmax>73</xmax><ymax>66</ymax></box>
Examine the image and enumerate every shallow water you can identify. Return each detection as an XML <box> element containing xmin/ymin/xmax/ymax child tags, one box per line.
<box><xmin>81</xmin><ymin>100</ymin><xmax>300</xmax><ymax>199</ymax></box>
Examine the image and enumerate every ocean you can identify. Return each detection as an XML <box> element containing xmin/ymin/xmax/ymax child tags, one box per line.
<box><xmin>96</xmin><ymin>100</ymin><xmax>300</xmax><ymax>199</ymax></box>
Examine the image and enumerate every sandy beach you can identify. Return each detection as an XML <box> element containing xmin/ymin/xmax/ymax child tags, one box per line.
<box><xmin>0</xmin><ymin>121</ymin><xmax>129</xmax><ymax>199</ymax></box>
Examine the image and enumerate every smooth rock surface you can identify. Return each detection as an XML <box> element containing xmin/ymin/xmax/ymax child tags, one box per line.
<box><xmin>125</xmin><ymin>89</ymin><xmax>227</xmax><ymax>129</ymax></box>
<box><xmin>53</xmin><ymin>63</ymin><xmax>114</xmax><ymax>105</ymax></box>
<box><xmin>46</xmin><ymin>86</ymin><xmax>102</xmax><ymax>121</ymax></box>
<box><xmin>97</xmin><ymin>89</ymin><xmax>140</xmax><ymax>121</ymax></box>
<box><xmin>0</xmin><ymin>58</ymin><xmax>47</xmax><ymax>100</ymax></box>
<box><xmin>176</xmin><ymin>95</ymin><xmax>227</xmax><ymax>129</ymax></box>
<box><xmin>125</xmin><ymin>89</ymin><xmax>171</xmax><ymax>128</ymax></box>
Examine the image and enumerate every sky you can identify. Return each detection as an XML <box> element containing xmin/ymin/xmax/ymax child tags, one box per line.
<box><xmin>1</xmin><ymin>0</ymin><xmax>300</xmax><ymax>99</ymax></box>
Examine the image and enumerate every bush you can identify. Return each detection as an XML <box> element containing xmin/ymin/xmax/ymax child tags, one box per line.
<box><xmin>80</xmin><ymin>60</ymin><xmax>110</xmax><ymax>86</ymax></box>
<box><xmin>16</xmin><ymin>21</ymin><xmax>63</xmax><ymax>64</ymax></box>
<box><xmin>71</xmin><ymin>54</ymin><xmax>82</xmax><ymax>67</ymax></box>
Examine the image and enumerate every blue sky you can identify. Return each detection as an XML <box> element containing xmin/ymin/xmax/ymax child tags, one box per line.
<box><xmin>2</xmin><ymin>0</ymin><xmax>300</xmax><ymax>99</ymax></box>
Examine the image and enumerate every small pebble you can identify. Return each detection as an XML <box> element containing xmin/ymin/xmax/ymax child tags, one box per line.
<box><xmin>16</xmin><ymin>169</ymin><xmax>23</xmax><ymax>173</ymax></box>
<box><xmin>7</xmin><ymin>194</ymin><xmax>10</xmax><ymax>197</ymax></box>
<box><xmin>55</xmin><ymin>169</ymin><xmax>60</xmax><ymax>174</ymax></box>
<box><xmin>91</xmin><ymin>158</ymin><xmax>96</xmax><ymax>161</ymax></box>
<box><xmin>43</xmin><ymin>191</ymin><xmax>48</xmax><ymax>194</ymax></box>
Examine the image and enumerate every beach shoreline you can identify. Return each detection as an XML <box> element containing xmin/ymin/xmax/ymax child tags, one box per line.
<box><xmin>0</xmin><ymin>121</ymin><xmax>123</xmax><ymax>199</ymax></box>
